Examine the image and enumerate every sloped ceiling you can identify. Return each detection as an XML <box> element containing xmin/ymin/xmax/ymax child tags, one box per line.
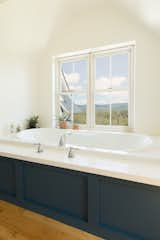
<box><xmin>113</xmin><ymin>0</ymin><xmax>160</xmax><ymax>36</ymax></box>
<box><xmin>0</xmin><ymin>0</ymin><xmax>159</xmax><ymax>55</ymax></box>
<box><xmin>0</xmin><ymin>0</ymin><xmax>62</xmax><ymax>54</ymax></box>
<box><xmin>0</xmin><ymin>0</ymin><xmax>101</xmax><ymax>54</ymax></box>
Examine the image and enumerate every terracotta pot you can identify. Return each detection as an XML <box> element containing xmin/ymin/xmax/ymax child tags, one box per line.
<box><xmin>59</xmin><ymin>121</ymin><xmax>68</xmax><ymax>129</ymax></box>
<box><xmin>73</xmin><ymin>124</ymin><xmax>80</xmax><ymax>130</ymax></box>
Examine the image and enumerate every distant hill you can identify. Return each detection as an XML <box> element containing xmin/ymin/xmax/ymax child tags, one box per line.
<box><xmin>112</xmin><ymin>103</ymin><xmax>128</xmax><ymax>111</ymax></box>
<box><xmin>75</xmin><ymin>103</ymin><xmax>128</xmax><ymax>113</ymax></box>
<box><xmin>62</xmin><ymin>95</ymin><xmax>128</xmax><ymax>113</ymax></box>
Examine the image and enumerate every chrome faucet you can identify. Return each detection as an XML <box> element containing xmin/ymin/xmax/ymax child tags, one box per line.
<box><xmin>67</xmin><ymin>147</ymin><xmax>75</xmax><ymax>158</ymax></box>
<box><xmin>34</xmin><ymin>143</ymin><xmax>43</xmax><ymax>153</ymax></box>
<box><xmin>59</xmin><ymin>134</ymin><xmax>66</xmax><ymax>147</ymax></box>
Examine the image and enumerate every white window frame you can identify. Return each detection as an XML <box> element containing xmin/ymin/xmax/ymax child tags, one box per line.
<box><xmin>53</xmin><ymin>41</ymin><xmax>135</xmax><ymax>131</ymax></box>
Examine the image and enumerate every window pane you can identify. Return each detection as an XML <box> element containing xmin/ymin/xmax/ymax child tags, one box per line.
<box><xmin>95</xmin><ymin>56</ymin><xmax>110</xmax><ymax>90</ymax></box>
<box><xmin>111</xmin><ymin>91</ymin><xmax>128</xmax><ymax>126</ymax></box>
<box><xmin>73</xmin><ymin>95</ymin><xmax>87</xmax><ymax>124</ymax></box>
<box><xmin>111</xmin><ymin>53</ymin><xmax>128</xmax><ymax>89</ymax></box>
<box><xmin>59</xmin><ymin>94</ymin><xmax>72</xmax><ymax>121</ymax></box>
<box><xmin>61</xmin><ymin>59</ymin><xmax>87</xmax><ymax>92</ymax></box>
<box><xmin>95</xmin><ymin>94</ymin><xmax>110</xmax><ymax>125</ymax></box>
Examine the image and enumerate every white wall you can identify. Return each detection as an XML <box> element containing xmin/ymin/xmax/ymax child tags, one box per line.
<box><xmin>38</xmin><ymin>2</ymin><xmax>160</xmax><ymax>135</ymax></box>
<box><xmin>0</xmin><ymin>0</ymin><xmax>55</xmax><ymax>135</ymax></box>
<box><xmin>0</xmin><ymin>53</ymin><xmax>39</xmax><ymax>135</ymax></box>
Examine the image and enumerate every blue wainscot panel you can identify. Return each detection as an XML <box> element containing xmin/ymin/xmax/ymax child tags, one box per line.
<box><xmin>23</xmin><ymin>162</ymin><xmax>88</xmax><ymax>223</ymax></box>
<box><xmin>0</xmin><ymin>157</ymin><xmax>16</xmax><ymax>198</ymax></box>
<box><xmin>97</xmin><ymin>176</ymin><xmax>160</xmax><ymax>240</ymax></box>
<box><xmin>0</xmin><ymin>155</ymin><xmax>160</xmax><ymax>240</ymax></box>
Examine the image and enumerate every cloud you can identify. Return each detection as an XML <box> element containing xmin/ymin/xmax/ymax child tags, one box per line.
<box><xmin>96</xmin><ymin>91</ymin><xmax>128</xmax><ymax>105</ymax></box>
<box><xmin>95</xmin><ymin>76</ymin><xmax>127</xmax><ymax>89</ymax></box>
<box><xmin>63</xmin><ymin>73</ymin><xmax>81</xmax><ymax>90</ymax></box>
<box><xmin>112</xmin><ymin>77</ymin><xmax>127</xmax><ymax>88</ymax></box>
<box><xmin>95</xmin><ymin>77</ymin><xmax>110</xmax><ymax>90</ymax></box>
<box><xmin>67</xmin><ymin>73</ymin><xmax>80</xmax><ymax>84</ymax></box>
<box><xmin>112</xmin><ymin>91</ymin><xmax>128</xmax><ymax>103</ymax></box>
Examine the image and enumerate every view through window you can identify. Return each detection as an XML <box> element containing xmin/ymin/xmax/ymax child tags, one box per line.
<box><xmin>55</xmin><ymin>43</ymin><xmax>134</xmax><ymax>129</ymax></box>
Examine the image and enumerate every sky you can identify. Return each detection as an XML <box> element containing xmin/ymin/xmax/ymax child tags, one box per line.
<box><xmin>61</xmin><ymin>53</ymin><xmax>128</xmax><ymax>105</ymax></box>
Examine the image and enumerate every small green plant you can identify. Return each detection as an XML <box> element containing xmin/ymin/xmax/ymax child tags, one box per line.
<box><xmin>58</xmin><ymin>116</ymin><xmax>63</xmax><ymax>122</ymax></box>
<box><xmin>27</xmin><ymin>115</ymin><xmax>39</xmax><ymax>129</ymax></box>
<box><xmin>58</xmin><ymin>116</ymin><xmax>66</xmax><ymax>122</ymax></box>
<box><xmin>16</xmin><ymin>125</ymin><xmax>21</xmax><ymax>132</ymax></box>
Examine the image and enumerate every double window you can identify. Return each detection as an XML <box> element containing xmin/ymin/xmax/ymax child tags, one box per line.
<box><xmin>55</xmin><ymin>42</ymin><xmax>135</xmax><ymax>130</ymax></box>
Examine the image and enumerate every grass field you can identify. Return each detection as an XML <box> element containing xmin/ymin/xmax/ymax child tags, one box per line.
<box><xmin>73</xmin><ymin>110</ymin><xmax>128</xmax><ymax>126</ymax></box>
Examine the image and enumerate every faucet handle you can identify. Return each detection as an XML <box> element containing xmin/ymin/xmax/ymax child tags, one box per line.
<box><xmin>68</xmin><ymin>147</ymin><xmax>74</xmax><ymax>158</ymax></box>
<box><xmin>34</xmin><ymin>143</ymin><xmax>43</xmax><ymax>153</ymax></box>
<box><xmin>67</xmin><ymin>146</ymin><xmax>78</xmax><ymax>158</ymax></box>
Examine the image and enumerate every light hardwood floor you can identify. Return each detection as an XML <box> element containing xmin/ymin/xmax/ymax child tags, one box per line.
<box><xmin>0</xmin><ymin>200</ymin><xmax>103</xmax><ymax>240</ymax></box>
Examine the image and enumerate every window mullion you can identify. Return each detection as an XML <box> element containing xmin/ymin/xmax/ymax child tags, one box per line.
<box><xmin>87</xmin><ymin>54</ymin><xmax>90</xmax><ymax>129</ymax></box>
<box><xmin>89</xmin><ymin>53</ymin><xmax>95</xmax><ymax>129</ymax></box>
<box><xmin>109</xmin><ymin>55</ymin><xmax>112</xmax><ymax>126</ymax></box>
<box><xmin>71</xmin><ymin>94</ymin><xmax>73</xmax><ymax>124</ymax></box>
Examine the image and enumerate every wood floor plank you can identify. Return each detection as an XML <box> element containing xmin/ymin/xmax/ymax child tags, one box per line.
<box><xmin>0</xmin><ymin>200</ymin><xmax>103</xmax><ymax>240</ymax></box>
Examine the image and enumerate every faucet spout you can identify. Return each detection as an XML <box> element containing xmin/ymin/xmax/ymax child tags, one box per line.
<box><xmin>59</xmin><ymin>134</ymin><xmax>66</xmax><ymax>147</ymax></box>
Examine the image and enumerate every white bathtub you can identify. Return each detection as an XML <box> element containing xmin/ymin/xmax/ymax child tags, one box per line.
<box><xmin>16</xmin><ymin>128</ymin><xmax>152</xmax><ymax>153</ymax></box>
<box><xmin>66</xmin><ymin>131</ymin><xmax>152</xmax><ymax>152</ymax></box>
<box><xmin>16</xmin><ymin>128</ymin><xmax>68</xmax><ymax>146</ymax></box>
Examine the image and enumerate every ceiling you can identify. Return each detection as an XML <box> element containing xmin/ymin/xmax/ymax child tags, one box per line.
<box><xmin>113</xmin><ymin>0</ymin><xmax>160</xmax><ymax>35</ymax></box>
<box><xmin>0</xmin><ymin>0</ymin><xmax>159</xmax><ymax>55</ymax></box>
<box><xmin>0</xmin><ymin>0</ymin><xmax>100</xmax><ymax>54</ymax></box>
<box><xmin>0</xmin><ymin>0</ymin><xmax>8</xmax><ymax>3</ymax></box>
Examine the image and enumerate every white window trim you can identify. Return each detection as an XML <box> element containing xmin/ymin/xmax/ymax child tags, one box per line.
<box><xmin>53</xmin><ymin>41</ymin><xmax>135</xmax><ymax>132</ymax></box>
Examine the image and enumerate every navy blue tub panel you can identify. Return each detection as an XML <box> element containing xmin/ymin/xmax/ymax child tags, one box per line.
<box><xmin>0</xmin><ymin>155</ymin><xmax>159</xmax><ymax>240</ymax></box>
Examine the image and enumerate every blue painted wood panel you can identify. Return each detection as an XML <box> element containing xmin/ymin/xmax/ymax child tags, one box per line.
<box><xmin>98</xmin><ymin>176</ymin><xmax>160</xmax><ymax>240</ymax></box>
<box><xmin>0</xmin><ymin>155</ymin><xmax>160</xmax><ymax>240</ymax></box>
<box><xmin>23</xmin><ymin>162</ymin><xmax>88</xmax><ymax>222</ymax></box>
<box><xmin>0</xmin><ymin>157</ymin><xmax>16</xmax><ymax>197</ymax></box>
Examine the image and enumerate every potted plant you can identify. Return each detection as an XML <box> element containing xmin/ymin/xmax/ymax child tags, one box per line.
<box><xmin>58</xmin><ymin>116</ymin><xmax>68</xmax><ymax>129</ymax></box>
<box><xmin>72</xmin><ymin>124</ymin><xmax>80</xmax><ymax>130</ymax></box>
<box><xmin>27</xmin><ymin>115</ymin><xmax>39</xmax><ymax>129</ymax></box>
